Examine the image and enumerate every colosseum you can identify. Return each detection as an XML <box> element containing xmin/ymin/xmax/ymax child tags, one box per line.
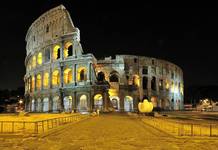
<box><xmin>24</xmin><ymin>5</ymin><xmax>184</xmax><ymax>113</ymax></box>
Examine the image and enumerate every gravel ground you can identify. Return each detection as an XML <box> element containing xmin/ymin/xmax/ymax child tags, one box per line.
<box><xmin>1</xmin><ymin>113</ymin><xmax>218</xmax><ymax>150</ymax></box>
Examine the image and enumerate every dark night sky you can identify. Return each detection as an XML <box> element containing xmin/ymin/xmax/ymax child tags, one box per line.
<box><xmin>0</xmin><ymin>0</ymin><xmax>218</xmax><ymax>90</ymax></box>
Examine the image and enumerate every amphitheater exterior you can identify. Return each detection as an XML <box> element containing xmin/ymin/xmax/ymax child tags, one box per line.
<box><xmin>24</xmin><ymin>5</ymin><xmax>184</xmax><ymax>113</ymax></box>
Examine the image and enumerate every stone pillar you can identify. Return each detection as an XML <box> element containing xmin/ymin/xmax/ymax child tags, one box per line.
<box><xmin>103</xmin><ymin>91</ymin><xmax>109</xmax><ymax>112</ymax></box>
<box><xmin>74</xmin><ymin>64</ymin><xmax>77</xmax><ymax>86</ymax></box>
<box><xmin>49</xmin><ymin>94</ymin><xmax>53</xmax><ymax>112</ymax></box>
<box><xmin>72</xmin><ymin>91</ymin><xmax>77</xmax><ymax>112</ymax></box>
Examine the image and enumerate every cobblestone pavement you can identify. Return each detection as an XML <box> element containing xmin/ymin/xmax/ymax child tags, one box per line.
<box><xmin>1</xmin><ymin>113</ymin><xmax>218</xmax><ymax>150</ymax></box>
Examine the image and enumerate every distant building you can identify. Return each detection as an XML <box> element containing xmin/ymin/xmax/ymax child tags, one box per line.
<box><xmin>24</xmin><ymin>5</ymin><xmax>184</xmax><ymax>113</ymax></box>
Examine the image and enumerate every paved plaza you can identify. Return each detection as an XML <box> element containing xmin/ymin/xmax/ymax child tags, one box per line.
<box><xmin>1</xmin><ymin>113</ymin><xmax>218</xmax><ymax>150</ymax></box>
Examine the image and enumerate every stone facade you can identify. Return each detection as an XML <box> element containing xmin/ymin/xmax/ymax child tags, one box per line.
<box><xmin>24</xmin><ymin>5</ymin><xmax>184</xmax><ymax>113</ymax></box>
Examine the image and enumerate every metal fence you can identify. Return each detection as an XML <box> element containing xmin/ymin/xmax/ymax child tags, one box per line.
<box><xmin>142</xmin><ymin>117</ymin><xmax>218</xmax><ymax>137</ymax></box>
<box><xmin>0</xmin><ymin>114</ymin><xmax>89</xmax><ymax>135</ymax></box>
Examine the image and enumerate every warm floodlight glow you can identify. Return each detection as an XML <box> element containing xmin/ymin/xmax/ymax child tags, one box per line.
<box><xmin>77</xmin><ymin>67</ymin><xmax>87</xmax><ymax>81</ymax></box>
<box><xmin>32</xmin><ymin>56</ymin><xmax>36</xmax><ymax>68</ymax></box>
<box><xmin>31</xmin><ymin>76</ymin><xmax>35</xmax><ymax>91</ymax></box>
<box><xmin>64</xmin><ymin>68</ymin><xmax>72</xmax><ymax>84</ymax></box>
<box><xmin>37</xmin><ymin>52</ymin><xmax>43</xmax><ymax>65</ymax></box>
<box><xmin>52</xmin><ymin>70</ymin><xmax>60</xmax><ymax>86</ymax></box>
<box><xmin>36</xmin><ymin>74</ymin><xmax>41</xmax><ymax>90</ymax></box>
<box><xmin>53</xmin><ymin>45</ymin><xmax>61</xmax><ymax>60</ymax></box>
<box><xmin>43</xmin><ymin>72</ymin><xmax>49</xmax><ymax>88</ymax></box>
<box><xmin>133</xmin><ymin>75</ymin><xmax>140</xmax><ymax>87</ymax></box>
<box><xmin>64</xmin><ymin>42</ymin><xmax>73</xmax><ymax>58</ymax></box>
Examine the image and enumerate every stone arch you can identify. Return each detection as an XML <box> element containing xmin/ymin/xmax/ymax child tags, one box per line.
<box><xmin>53</xmin><ymin>45</ymin><xmax>61</xmax><ymax>60</ymax></box>
<box><xmin>52</xmin><ymin>70</ymin><xmax>60</xmax><ymax>86</ymax></box>
<box><xmin>124</xmin><ymin>96</ymin><xmax>134</xmax><ymax>112</ymax></box>
<box><xmin>37</xmin><ymin>52</ymin><xmax>43</xmax><ymax>65</ymax></box>
<box><xmin>109</xmin><ymin>71</ymin><xmax>119</xmax><ymax>82</ymax></box>
<box><xmin>97</xmin><ymin>71</ymin><xmax>105</xmax><ymax>82</ymax></box>
<box><xmin>53</xmin><ymin>96</ymin><xmax>59</xmax><ymax>112</ymax></box>
<box><xmin>36</xmin><ymin>74</ymin><xmax>42</xmax><ymax>90</ymax></box>
<box><xmin>43</xmin><ymin>97</ymin><xmax>49</xmax><ymax>112</ymax></box>
<box><xmin>31</xmin><ymin>99</ymin><xmax>35</xmax><ymax>112</ymax></box>
<box><xmin>78</xmin><ymin>94</ymin><xmax>88</xmax><ymax>112</ymax></box>
<box><xmin>43</xmin><ymin>72</ymin><xmax>49</xmax><ymax>88</ymax></box>
<box><xmin>64</xmin><ymin>96</ymin><xmax>72</xmax><ymax>112</ymax></box>
<box><xmin>94</xmin><ymin>94</ymin><xmax>103</xmax><ymax>111</ymax></box>
<box><xmin>64</xmin><ymin>42</ymin><xmax>73</xmax><ymax>58</ymax></box>
<box><xmin>109</xmin><ymin>96</ymin><xmax>120</xmax><ymax>111</ymax></box>
<box><xmin>64</xmin><ymin>68</ymin><xmax>73</xmax><ymax>84</ymax></box>
<box><xmin>37</xmin><ymin>98</ymin><xmax>42</xmax><ymax>112</ymax></box>
<box><xmin>32</xmin><ymin>56</ymin><xmax>36</xmax><ymax>68</ymax></box>
<box><xmin>77</xmin><ymin>67</ymin><xmax>87</xmax><ymax>81</ymax></box>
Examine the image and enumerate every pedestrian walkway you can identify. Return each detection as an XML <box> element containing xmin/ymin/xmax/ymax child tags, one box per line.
<box><xmin>1</xmin><ymin>113</ymin><xmax>218</xmax><ymax>150</ymax></box>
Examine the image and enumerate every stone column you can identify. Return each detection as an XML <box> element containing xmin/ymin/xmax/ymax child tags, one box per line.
<box><xmin>74</xmin><ymin>64</ymin><xmax>77</xmax><ymax>86</ymax></box>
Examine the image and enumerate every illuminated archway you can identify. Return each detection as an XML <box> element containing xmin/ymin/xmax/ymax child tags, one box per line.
<box><xmin>37</xmin><ymin>52</ymin><xmax>43</xmax><ymax>65</ymax></box>
<box><xmin>31</xmin><ymin>76</ymin><xmax>35</xmax><ymax>91</ymax></box>
<box><xmin>133</xmin><ymin>75</ymin><xmax>140</xmax><ymax>86</ymax></box>
<box><xmin>32</xmin><ymin>56</ymin><xmax>36</xmax><ymax>68</ymax></box>
<box><xmin>43</xmin><ymin>98</ymin><xmax>49</xmax><ymax>112</ymax></box>
<box><xmin>53</xmin><ymin>45</ymin><xmax>61</xmax><ymax>60</ymax></box>
<box><xmin>109</xmin><ymin>96</ymin><xmax>120</xmax><ymax>111</ymax></box>
<box><xmin>77</xmin><ymin>67</ymin><xmax>87</xmax><ymax>81</ymax></box>
<box><xmin>64</xmin><ymin>96</ymin><xmax>72</xmax><ymax>112</ymax></box>
<box><xmin>52</xmin><ymin>96</ymin><xmax>59</xmax><ymax>112</ymax></box>
<box><xmin>124</xmin><ymin>96</ymin><xmax>134</xmax><ymax>112</ymax></box>
<box><xmin>37</xmin><ymin>98</ymin><xmax>41</xmax><ymax>112</ymax></box>
<box><xmin>31</xmin><ymin>99</ymin><xmax>35</xmax><ymax>112</ymax></box>
<box><xmin>52</xmin><ymin>70</ymin><xmax>60</xmax><ymax>86</ymax></box>
<box><xmin>78</xmin><ymin>95</ymin><xmax>88</xmax><ymax>112</ymax></box>
<box><xmin>36</xmin><ymin>74</ymin><xmax>41</xmax><ymax>90</ymax></box>
<box><xmin>64</xmin><ymin>42</ymin><xmax>73</xmax><ymax>58</ymax></box>
<box><xmin>43</xmin><ymin>72</ymin><xmax>49</xmax><ymax>88</ymax></box>
<box><xmin>94</xmin><ymin>94</ymin><xmax>103</xmax><ymax>110</ymax></box>
<box><xmin>64</xmin><ymin>68</ymin><xmax>72</xmax><ymax>84</ymax></box>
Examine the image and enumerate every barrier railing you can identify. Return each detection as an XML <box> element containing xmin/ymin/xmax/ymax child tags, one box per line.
<box><xmin>0</xmin><ymin>114</ymin><xmax>89</xmax><ymax>135</ymax></box>
<box><xmin>142</xmin><ymin>117</ymin><xmax>218</xmax><ymax>137</ymax></box>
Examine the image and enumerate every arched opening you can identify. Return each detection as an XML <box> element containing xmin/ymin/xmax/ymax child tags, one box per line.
<box><xmin>94</xmin><ymin>94</ymin><xmax>103</xmax><ymax>111</ymax></box>
<box><xmin>64</xmin><ymin>96</ymin><xmax>72</xmax><ymax>112</ymax></box>
<box><xmin>109</xmin><ymin>96</ymin><xmax>120</xmax><ymax>111</ymax></box>
<box><xmin>43</xmin><ymin>72</ymin><xmax>49</xmax><ymax>88</ymax></box>
<box><xmin>37</xmin><ymin>98</ymin><xmax>41</xmax><ymax>112</ymax></box>
<box><xmin>43</xmin><ymin>98</ymin><xmax>49</xmax><ymax>112</ymax></box>
<box><xmin>37</xmin><ymin>52</ymin><xmax>43</xmax><ymax>65</ymax></box>
<box><xmin>97</xmin><ymin>71</ymin><xmax>105</xmax><ymax>82</ymax></box>
<box><xmin>78</xmin><ymin>95</ymin><xmax>88</xmax><ymax>112</ymax></box>
<box><xmin>64</xmin><ymin>68</ymin><xmax>72</xmax><ymax>84</ymax></box>
<box><xmin>109</xmin><ymin>74</ymin><xmax>119</xmax><ymax>82</ymax></box>
<box><xmin>31</xmin><ymin>76</ymin><xmax>35</xmax><ymax>91</ymax></box>
<box><xmin>31</xmin><ymin>99</ymin><xmax>35</xmax><ymax>112</ymax></box>
<box><xmin>52</xmin><ymin>96</ymin><xmax>59</xmax><ymax>112</ymax></box>
<box><xmin>32</xmin><ymin>56</ymin><xmax>36</xmax><ymax>68</ymax></box>
<box><xmin>52</xmin><ymin>70</ymin><xmax>60</xmax><ymax>86</ymax></box>
<box><xmin>151</xmin><ymin>96</ymin><xmax>158</xmax><ymax>107</ymax></box>
<box><xmin>133</xmin><ymin>75</ymin><xmax>140</xmax><ymax>86</ymax></box>
<box><xmin>36</xmin><ymin>74</ymin><xmax>41</xmax><ymax>90</ymax></box>
<box><xmin>143</xmin><ymin>76</ymin><xmax>148</xmax><ymax>89</ymax></box>
<box><xmin>64</xmin><ymin>42</ymin><xmax>73</xmax><ymax>58</ymax></box>
<box><xmin>151</xmin><ymin>76</ymin><xmax>156</xmax><ymax>91</ymax></box>
<box><xmin>53</xmin><ymin>45</ymin><xmax>61</xmax><ymax>60</ymax></box>
<box><xmin>77</xmin><ymin>67</ymin><xmax>87</xmax><ymax>81</ymax></box>
<box><xmin>124</xmin><ymin>96</ymin><xmax>134</xmax><ymax>112</ymax></box>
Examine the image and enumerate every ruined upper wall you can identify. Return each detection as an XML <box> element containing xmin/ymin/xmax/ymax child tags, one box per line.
<box><xmin>25</xmin><ymin>5</ymin><xmax>76</xmax><ymax>55</ymax></box>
